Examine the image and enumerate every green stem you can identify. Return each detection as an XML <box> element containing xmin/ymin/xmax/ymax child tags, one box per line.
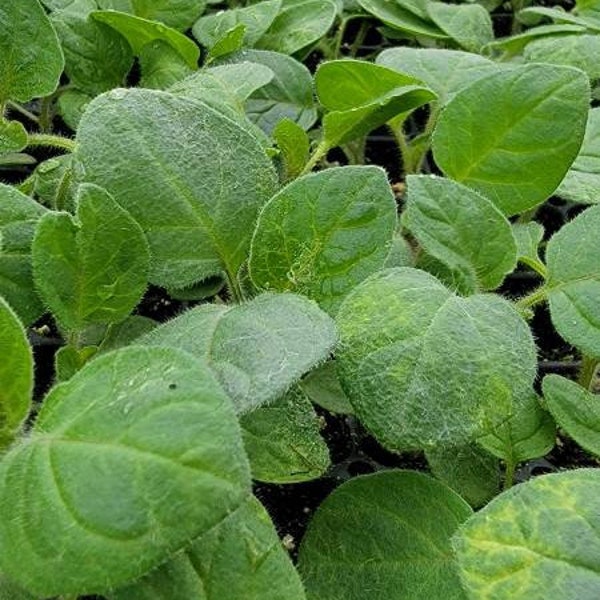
<box><xmin>226</xmin><ymin>270</ymin><xmax>245</xmax><ymax>304</ymax></box>
<box><xmin>520</xmin><ymin>257</ymin><xmax>548</xmax><ymax>280</ymax></box>
<box><xmin>503</xmin><ymin>458</ymin><xmax>516</xmax><ymax>490</ymax></box>
<box><xmin>17</xmin><ymin>174</ymin><xmax>36</xmax><ymax>196</ymax></box>
<box><xmin>39</xmin><ymin>95</ymin><xmax>54</xmax><ymax>132</ymax></box>
<box><xmin>300</xmin><ymin>140</ymin><xmax>330</xmax><ymax>176</ymax></box>
<box><xmin>349</xmin><ymin>21</ymin><xmax>369</xmax><ymax>58</ymax></box>
<box><xmin>7</xmin><ymin>101</ymin><xmax>39</xmax><ymax>124</ymax></box>
<box><xmin>412</xmin><ymin>106</ymin><xmax>440</xmax><ymax>174</ymax></box>
<box><xmin>511</xmin><ymin>0</ymin><xmax>525</xmax><ymax>34</ymax></box>
<box><xmin>27</xmin><ymin>133</ymin><xmax>76</xmax><ymax>152</ymax></box>
<box><xmin>578</xmin><ymin>355</ymin><xmax>599</xmax><ymax>391</ymax></box>
<box><xmin>515</xmin><ymin>285</ymin><xmax>548</xmax><ymax>310</ymax></box>
<box><xmin>333</xmin><ymin>17</ymin><xmax>348</xmax><ymax>59</ymax></box>
<box><xmin>390</xmin><ymin>125</ymin><xmax>411</xmax><ymax>177</ymax></box>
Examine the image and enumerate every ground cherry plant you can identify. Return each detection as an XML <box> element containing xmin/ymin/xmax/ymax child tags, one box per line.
<box><xmin>1</xmin><ymin>0</ymin><xmax>600</xmax><ymax>598</ymax></box>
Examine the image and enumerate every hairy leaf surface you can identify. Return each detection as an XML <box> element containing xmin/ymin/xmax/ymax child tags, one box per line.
<box><xmin>299</xmin><ymin>470</ymin><xmax>472</xmax><ymax>600</ymax></box>
<box><xmin>0</xmin><ymin>346</ymin><xmax>251</xmax><ymax>596</ymax></box>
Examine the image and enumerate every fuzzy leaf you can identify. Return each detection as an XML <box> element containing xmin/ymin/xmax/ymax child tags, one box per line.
<box><xmin>0</xmin><ymin>297</ymin><xmax>33</xmax><ymax>445</ymax></box>
<box><xmin>76</xmin><ymin>88</ymin><xmax>278</xmax><ymax>288</ymax></box>
<box><xmin>300</xmin><ymin>360</ymin><xmax>353</xmax><ymax>415</ymax></box>
<box><xmin>257</xmin><ymin>0</ymin><xmax>337</xmax><ymax>55</ymax></box>
<box><xmin>139</xmin><ymin>40</ymin><xmax>194</xmax><ymax>89</ymax></box>
<box><xmin>140</xmin><ymin>292</ymin><xmax>337</xmax><ymax>413</ymax></box>
<box><xmin>91</xmin><ymin>10</ymin><xmax>200</xmax><ymax>68</ymax></box>
<box><xmin>546</xmin><ymin>204</ymin><xmax>600</xmax><ymax>356</ymax></box>
<box><xmin>376</xmin><ymin>47</ymin><xmax>497</xmax><ymax>107</ymax></box>
<box><xmin>316</xmin><ymin>59</ymin><xmax>436</xmax><ymax>147</ymax></box>
<box><xmin>543</xmin><ymin>374</ymin><xmax>600</xmax><ymax>457</ymax></box>
<box><xmin>241</xmin><ymin>386</ymin><xmax>330</xmax><ymax>483</ymax></box>
<box><xmin>558</xmin><ymin>107</ymin><xmax>600</xmax><ymax>204</ymax></box>
<box><xmin>433</xmin><ymin>64</ymin><xmax>590</xmax><ymax>216</ymax></box>
<box><xmin>249</xmin><ymin>166</ymin><xmax>397</xmax><ymax>314</ymax></box>
<box><xmin>0</xmin><ymin>184</ymin><xmax>47</xmax><ymax>325</ymax></box>
<box><xmin>0</xmin><ymin>346</ymin><xmax>251</xmax><ymax>596</ymax></box>
<box><xmin>0</xmin><ymin>0</ymin><xmax>64</xmax><ymax>103</ymax></box>
<box><xmin>427</xmin><ymin>2</ymin><xmax>493</xmax><ymax>52</ymax></box>
<box><xmin>110</xmin><ymin>496</ymin><xmax>306</xmax><ymax>600</ymax></box>
<box><xmin>299</xmin><ymin>470</ymin><xmax>472</xmax><ymax>600</ymax></box>
<box><xmin>336</xmin><ymin>268</ymin><xmax>537</xmax><ymax>450</ymax></box>
<box><xmin>512</xmin><ymin>222</ymin><xmax>545</xmax><ymax>271</ymax></box>
<box><xmin>273</xmin><ymin>118</ymin><xmax>310</xmax><ymax>180</ymax></box>
<box><xmin>455</xmin><ymin>469</ymin><xmax>600</xmax><ymax>599</ymax></box>
<box><xmin>32</xmin><ymin>184</ymin><xmax>149</xmax><ymax>332</ymax></box>
<box><xmin>0</xmin><ymin>121</ymin><xmax>27</xmax><ymax>156</ymax></box>
<box><xmin>403</xmin><ymin>175</ymin><xmax>517</xmax><ymax>293</ymax></box>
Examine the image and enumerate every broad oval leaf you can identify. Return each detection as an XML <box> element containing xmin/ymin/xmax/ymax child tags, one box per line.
<box><xmin>455</xmin><ymin>469</ymin><xmax>600</xmax><ymax>600</ymax></box>
<box><xmin>486</xmin><ymin>24</ymin><xmax>586</xmax><ymax>56</ymax></box>
<box><xmin>140</xmin><ymin>292</ymin><xmax>337</xmax><ymax>413</ymax></box>
<box><xmin>0</xmin><ymin>346</ymin><xmax>251</xmax><ymax>596</ymax></box>
<box><xmin>0</xmin><ymin>0</ymin><xmax>64</xmax><ymax>103</ymax></box>
<box><xmin>227</xmin><ymin>49</ymin><xmax>317</xmax><ymax>134</ymax></box>
<box><xmin>546</xmin><ymin>204</ymin><xmax>600</xmax><ymax>356</ymax></box>
<box><xmin>357</xmin><ymin>0</ymin><xmax>448</xmax><ymax>38</ymax></box>
<box><xmin>241</xmin><ymin>385</ymin><xmax>330</xmax><ymax>483</ymax></box>
<box><xmin>0</xmin><ymin>297</ymin><xmax>33</xmax><ymax>446</ymax></box>
<box><xmin>51</xmin><ymin>9</ymin><xmax>134</xmax><ymax>96</ymax></box>
<box><xmin>403</xmin><ymin>175</ymin><xmax>517</xmax><ymax>294</ymax></box>
<box><xmin>298</xmin><ymin>470</ymin><xmax>472</xmax><ymax>600</ymax></box>
<box><xmin>97</xmin><ymin>0</ymin><xmax>207</xmax><ymax>31</ymax></box>
<box><xmin>300</xmin><ymin>360</ymin><xmax>354</xmax><ymax>414</ymax></box>
<box><xmin>427</xmin><ymin>2</ymin><xmax>493</xmax><ymax>52</ymax></box>
<box><xmin>32</xmin><ymin>183</ymin><xmax>150</xmax><ymax>332</ymax></box>
<box><xmin>558</xmin><ymin>107</ymin><xmax>600</xmax><ymax>204</ymax></box>
<box><xmin>256</xmin><ymin>0</ymin><xmax>337</xmax><ymax>55</ymax></box>
<box><xmin>316</xmin><ymin>59</ymin><xmax>436</xmax><ymax>147</ymax></box>
<box><xmin>336</xmin><ymin>268</ymin><xmax>537</xmax><ymax>450</ymax></box>
<box><xmin>376</xmin><ymin>47</ymin><xmax>497</xmax><ymax>107</ymax></box>
<box><xmin>432</xmin><ymin>63</ymin><xmax>590</xmax><ymax>215</ymax></box>
<box><xmin>76</xmin><ymin>88</ymin><xmax>278</xmax><ymax>288</ymax></box>
<box><xmin>0</xmin><ymin>184</ymin><xmax>47</xmax><ymax>325</ymax></box>
<box><xmin>249</xmin><ymin>166</ymin><xmax>397</xmax><ymax>314</ymax></box>
<box><xmin>543</xmin><ymin>374</ymin><xmax>600</xmax><ymax>457</ymax></box>
<box><xmin>139</xmin><ymin>39</ymin><xmax>194</xmax><ymax>90</ymax></box>
<box><xmin>0</xmin><ymin>120</ymin><xmax>27</xmax><ymax>156</ymax></box>
<box><xmin>193</xmin><ymin>0</ymin><xmax>281</xmax><ymax>49</ymax></box>
<box><xmin>111</xmin><ymin>496</ymin><xmax>306</xmax><ymax>600</ymax></box>
<box><xmin>91</xmin><ymin>10</ymin><xmax>200</xmax><ymax>68</ymax></box>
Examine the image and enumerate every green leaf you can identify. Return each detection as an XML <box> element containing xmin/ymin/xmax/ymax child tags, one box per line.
<box><xmin>478</xmin><ymin>392</ymin><xmax>556</xmax><ymax>464</ymax></box>
<box><xmin>141</xmin><ymin>292</ymin><xmax>337</xmax><ymax>413</ymax></box>
<box><xmin>257</xmin><ymin>0</ymin><xmax>337</xmax><ymax>55</ymax></box>
<box><xmin>98</xmin><ymin>315</ymin><xmax>156</xmax><ymax>354</ymax></box>
<box><xmin>512</xmin><ymin>222</ymin><xmax>545</xmax><ymax>271</ymax></box>
<box><xmin>0</xmin><ymin>184</ymin><xmax>47</xmax><ymax>325</ymax></box>
<box><xmin>0</xmin><ymin>296</ymin><xmax>33</xmax><ymax>446</ymax></box>
<box><xmin>273</xmin><ymin>118</ymin><xmax>310</xmax><ymax>181</ymax></box>
<box><xmin>0</xmin><ymin>0</ymin><xmax>64</xmax><ymax>103</ymax></box>
<box><xmin>32</xmin><ymin>155</ymin><xmax>77</xmax><ymax>212</ymax></box>
<box><xmin>76</xmin><ymin>88</ymin><xmax>278</xmax><ymax>288</ymax></box>
<box><xmin>50</xmin><ymin>9</ymin><xmax>134</xmax><ymax>96</ymax></box>
<box><xmin>225</xmin><ymin>49</ymin><xmax>317</xmax><ymax>134</ymax></box>
<box><xmin>426</xmin><ymin>443</ymin><xmax>500</xmax><ymax>509</ymax></box>
<box><xmin>32</xmin><ymin>183</ymin><xmax>150</xmax><ymax>332</ymax></box>
<box><xmin>546</xmin><ymin>204</ymin><xmax>600</xmax><ymax>357</ymax></box>
<box><xmin>427</xmin><ymin>2</ymin><xmax>493</xmax><ymax>52</ymax></box>
<box><xmin>454</xmin><ymin>469</ymin><xmax>600</xmax><ymax>600</ymax></box>
<box><xmin>432</xmin><ymin>64</ymin><xmax>590</xmax><ymax>216</ymax></box>
<box><xmin>383</xmin><ymin>229</ymin><xmax>415</xmax><ymax>268</ymax></box>
<box><xmin>0</xmin><ymin>575</ymin><xmax>37</xmax><ymax>600</ymax></box>
<box><xmin>139</xmin><ymin>39</ymin><xmax>194</xmax><ymax>89</ymax></box>
<box><xmin>57</xmin><ymin>88</ymin><xmax>93</xmax><ymax>131</ymax></box>
<box><xmin>208</xmin><ymin>24</ymin><xmax>247</xmax><ymax>61</ymax></box>
<box><xmin>0</xmin><ymin>121</ymin><xmax>27</xmax><ymax>156</ymax></box>
<box><xmin>300</xmin><ymin>360</ymin><xmax>353</xmax><ymax>414</ymax></box>
<box><xmin>54</xmin><ymin>344</ymin><xmax>98</xmax><ymax>382</ymax></box>
<box><xmin>91</xmin><ymin>10</ymin><xmax>200</xmax><ymax>68</ymax></box>
<box><xmin>357</xmin><ymin>0</ymin><xmax>448</xmax><ymax>38</ymax></box>
<box><xmin>524</xmin><ymin>34</ymin><xmax>600</xmax><ymax>82</ymax></box>
<box><xmin>249</xmin><ymin>166</ymin><xmax>397</xmax><ymax>314</ymax></box>
<box><xmin>518</xmin><ymin>5</ymin><xmax>600</xmax><ymax>31</ymax></box>
<box><xmin>110</xmin><ymin>496</ymin><xmax>306</xmax><ymax>600</ymax></box>
<box><xmin>316</xmin><ymin>59</ymin><xmax>436</xmax><ymax>147</ymax></box>
<box><xmin>97</xmin><ymin>0</ymin><xmax>207</xmax><ymax>31</ymax></box>
<box><xmin>166</xmin><ymin>275</ymin><xmax>225</xmax><ymax>301</ymax></box>
<box><xmin>403</xmin><ymin>175</ymin><xmax>517</xmax><ymax>294</ymax></box>
<box><xmin>543</xmin><ymin>374</ymin><xmax>600</xmax><ymax>457</ymax></box>
<box><xmin>0</xmin><ymin>346</ymin><xmax>251</xmax><ymax>597</ymax></box>
<box><xmin>299</xmin><ymin>470</ymin><xmax>472</xmax><ymax>600</ymax></box>
<box><xmin>336</xmin><ymin>268</ymin><xmax>537</xmax><ymax>450</ymax></box>
<box><xmin>192</xmin><ymin>0</ymin><xmax>281</xmax><ymax>49</ymax></box>
<box><xmin>241</xmin><ymin>385</ymin><xmax>330</xmax><ymax>483</ymax></box>
<box><xmin>376</xmin><ymin>47</ymin><xmax>497</xmax><ymax>108</ymax></box>
<box><xmin>558</xmin><ymin>107</ymin><xmax>600</xmax><ymax>204</ymax></box>
<box><xmin>486</xmin><ymin>24</ymin><xmax>587</xmax><ymax>56</ymax></box>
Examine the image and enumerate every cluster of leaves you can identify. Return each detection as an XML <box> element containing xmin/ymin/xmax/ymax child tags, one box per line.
<box><xmin>2</xmin><ymin>0</ymin><xmax>600</xmax><ymax>598</ymax></box>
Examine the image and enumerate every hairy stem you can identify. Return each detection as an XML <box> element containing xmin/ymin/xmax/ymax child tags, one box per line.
<box><xmin>578</xmin><ymin>355</ymin><xmax>599</xmax><ymax>391</ymax></box>
<box><xmin>27</xmin><ymin>133</ymin><xmax>77</xmax><ymax>152</ymax></box>
<box><xmin>7</xmin><ymin>101</ymin><xmax>39</xmax><ymax>124</ymax></box>
<box><xmin>300</xmin><ymin>140</ymin><xmax>330</xmax><ymax>176</ymax></box>
<box><xmin>515</xmin><ymin>285</ymin><xmax>548</xmax><ymax>310</ymax></box>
